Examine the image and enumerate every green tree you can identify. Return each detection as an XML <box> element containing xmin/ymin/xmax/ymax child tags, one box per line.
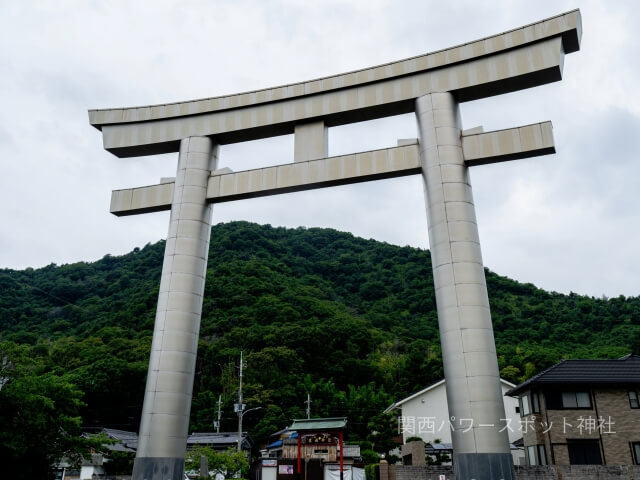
<box><xmin>360</xmin><ymin>449</ymin><xmax>379</xmax><ymax>464</ymax></box>
<box><xmin>103</xmin><ymin>450</ymin><xmax>135</xmax><ymax>475</ymax></box>
<box><xmin>185</xmin><ymin>446</ymin><xmax>249</xmax><ymax>478</ymax></box>
<box><xmin>0</xmin><ymin>368</ymin><xmax>104</xmax><ymax>479</ymax></box>
<box><xmin>367</xmin><ymin>412</ymin><xmax>399</xmax><ymax>459</ymax></box>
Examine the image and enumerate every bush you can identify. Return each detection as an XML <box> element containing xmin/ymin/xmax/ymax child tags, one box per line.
<box><xmin>360</xmin><ymin>449</ymin><xmax>379</xmax><ymax>464</ymax></box>
<box><xmin>364</xmin><ymin>463</ymin><xmax>379</xmax><ymax>480</ymax></box>
<box><xmin>184</xmin><ymin>446</ymin><xmax>249</xmax><ymax>478</ymax></box>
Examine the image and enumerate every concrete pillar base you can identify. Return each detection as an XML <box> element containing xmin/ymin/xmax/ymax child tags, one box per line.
<box><xmin>454</xmin><ymin>453</ymin><xmax>514</xmax><ymax>480</ymax></box>
<box><xmin>131</xmin><ymin>456</ymin><xmax>184</xmax><ymax>480</ymax></box>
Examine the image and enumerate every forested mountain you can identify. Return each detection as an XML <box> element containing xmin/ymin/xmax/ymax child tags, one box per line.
<box><xmin>1</xmin><ymin>221</ymin><xmax>638</xmax><ymax>469</ymax></box>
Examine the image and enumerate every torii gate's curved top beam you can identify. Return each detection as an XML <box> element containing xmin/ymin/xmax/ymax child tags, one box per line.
<box><xmin>89</xmin><ymin>10</ymin><xmax>580</xmax><ymax>158</ymax></box>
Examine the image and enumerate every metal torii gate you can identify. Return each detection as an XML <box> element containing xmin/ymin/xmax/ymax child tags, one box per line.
<box><xmin>89</xmin><ymin>10</ymin><xmax>581</xmax><ymax>480</ymax></box>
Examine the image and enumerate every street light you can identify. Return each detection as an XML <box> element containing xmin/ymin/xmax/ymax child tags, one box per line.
<box><xmin>234</xmin><ymin>352</ymin><xmax>263</xmax><ymax>451</ymax></box>
<box><xmin>236</xmin><ymin>406</ymin><xmax>262</xmax><ymax>452</ymax></box>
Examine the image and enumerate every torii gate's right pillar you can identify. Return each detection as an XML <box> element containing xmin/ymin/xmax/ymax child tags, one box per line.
<box><xmin>416</xmin><ymin>92</ymin><xmax>514</xmax><ymax>480</ymax></box>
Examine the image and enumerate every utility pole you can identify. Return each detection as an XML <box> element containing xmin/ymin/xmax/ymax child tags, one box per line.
<box><xmin>214</xmin><ymin>394</ymin><xmax>222</xmax><ymax>433</ymax></box>
<box><xmin>0</xmin><ymin>354</ymin><xmax>13</xmax><ymax>392</ymax></box>
<box><xmin>236</xmin><ymin>351</ymin><xmax>245</xmax><ymax>452</ymax></box>
<box><xmin>305</xmin><ymin>393</ymin><xmax>311</xmax><ymax>419</ymax></box>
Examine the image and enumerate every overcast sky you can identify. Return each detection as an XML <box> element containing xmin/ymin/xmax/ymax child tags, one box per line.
<box><xmin>1</xmin><ymin>1</ymin><xmax>639</xmax><ymax>298</ymax></box>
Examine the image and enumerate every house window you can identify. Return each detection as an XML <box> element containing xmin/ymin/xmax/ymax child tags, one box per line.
<box><xmin>545</xmin><ymin>391</ymin><xmax>592</xmax><ymax>409</ymax></box>
<box><xmin>527</xmin><ymin>444</ymin><xmax>547</xmax><ymax>465</ymax></box>
<box><xmin>539</xmin><ymin>445</ymin><xmax>547</xmax><ymax>465</ymax></box>
<box><xmin>567</xmin><ymin>440</ymin><xmax>602</xmax><ymax>465</ymax></box>
<box><xmin>522</xmin><ymin>395</ymin><xmax>530</xmax><ymax>416</ymax></box>
<box><xmin>531</xmin><ymin>392</ymin><xmax>541</xmax><ymax>413</ymax></box>
<box><xmin>629</xmin><ymin>391</ymin><xmax>639</xmax><ymax>409</ymax></box>
<box><xmin>526</xmin><ymin>446</ymin><xmax>536</xmax><ymax>465</ymax></box>
<box><xmin>521</xmin><ymin>392</ymin><xmax>540</xmax><ymax>416</ymax></box>
<box><xmin>632</xmin><ymin>442</ymin><xmax>640</xmax><ymax>464</ymax></box>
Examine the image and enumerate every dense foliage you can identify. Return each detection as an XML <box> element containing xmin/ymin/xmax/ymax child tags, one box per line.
<box><xmin>0</xmin><ymin>221</ymin><xmax>638</xmax><ymax>477</ymax></box>
<box><xmin>0</xmin><ymin>342</ymin><xmax>111</xmax><ymax>478</ymax></box>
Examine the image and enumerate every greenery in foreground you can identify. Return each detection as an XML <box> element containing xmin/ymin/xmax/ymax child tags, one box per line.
<box><xmin>185</xmin><ymin>447</ymin><xmax>249</xmax><ymax>478</ymax></box>
<box><xmin>1</xmin><ymin>221</ymin><xmax>638</xmax><ymax>478</ymax></box>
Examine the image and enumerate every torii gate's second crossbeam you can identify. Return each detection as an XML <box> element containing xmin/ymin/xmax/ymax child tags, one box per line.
<box><xmin>89</xmin><ymin>10</ymin><xmax>581</xmax><ymax>480</ymax></box>
<box><xmin>110</xmin><ymin>121</ymin><xmax>554</xmax><ymax>215</ymax></box>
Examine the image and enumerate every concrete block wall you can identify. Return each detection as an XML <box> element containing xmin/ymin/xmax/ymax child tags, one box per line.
<box><xmin>395</xmin><ymin>465</ymin><xmax>454</xmax><ymax>480</ymax></box>
<box><xmin>401</xmin><ymin>441</ymin><xmax>426</xmax><ymax>466</ymax></box>
<box><xmin>382</xmin><ymin>461</ymin><xmax>396</xmax><ymax>480</ymax></box>
<box><xmin>391</xmin><ymin>464</ymin><xmax>640</xmax><ymax>480</ymax></box>
<box><xmin>514</xmin><ymin>466</ymin><xmax>558</xmax><ymax>480</ymax></box>
<box><xmin>557</xmin><ymin>465</ymin><xmax>633</xmax><ymax>479</ymax></box>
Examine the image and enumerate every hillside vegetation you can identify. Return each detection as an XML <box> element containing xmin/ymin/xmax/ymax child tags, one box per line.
<box><xmin>1</xmin><ymin>221</ymin><xmax>638</xmax><ymax>474</ymax></box>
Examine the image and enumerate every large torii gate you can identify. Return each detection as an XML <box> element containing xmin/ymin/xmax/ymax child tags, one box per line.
<box><xmin>89</xmin><ymin>10</ymin><xmax>581</xmax><ymax>480</ymax></box>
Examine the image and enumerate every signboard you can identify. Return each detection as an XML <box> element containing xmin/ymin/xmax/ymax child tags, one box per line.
<box><xmin>303</xmin><ymin>433</ymin><xmax>336</xmax><ymax>444</ymax></box>
<box><xmin>262</xmin><ymin>459</ymin><xmax>277</xmax><ymax>467</ymax></box>
<box><xmin>278</xmin><ymin>465</ymin><xmax>294</xmax><ymax>475</ymax></box>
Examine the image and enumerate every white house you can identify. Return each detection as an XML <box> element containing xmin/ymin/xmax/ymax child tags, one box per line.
<box><xmin>384</xmin><ymin>378</ymin><xmax>525</xmax><ymax>465</ymax></box>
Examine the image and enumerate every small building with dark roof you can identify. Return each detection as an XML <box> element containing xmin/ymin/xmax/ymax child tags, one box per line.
<box><xmin>505</xmin><ymin>354</ymin><xmax>640</xmax><ymax>466</ymax></box>
<box><xmin>100</xmin><ymin>428</ymin><xmax>252</xmax><ymax>453</ymax></box>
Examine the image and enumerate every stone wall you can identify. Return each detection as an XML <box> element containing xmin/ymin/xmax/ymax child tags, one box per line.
<box><xmin>514</xmin><ymin>465</ymin><xmax>558</xmax><ymax>480</ymax></box>
<box><xmin>556</xmin><ymin>465</ymin><xmax>638</xmax><ymax>479</ymax></box>
<box><xmin>384</xmin><ymin>464</ymin><xmax>640</xmax><ymax>480</ymax></box>
<box><xmin>401</xmin><ymin>441</ymin><xmax>426</xmax><ymax>466</ymax></box>
<box><xmin>394</xmin><ymin>465</ymin><xmax>453</xmax><ymax>480</ymax></box>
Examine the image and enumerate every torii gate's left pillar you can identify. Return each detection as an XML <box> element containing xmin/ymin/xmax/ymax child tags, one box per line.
<box><xmin>132</xmin><ymin>136</ymin><xmax>217</xmax><ymax>480</ymax></box>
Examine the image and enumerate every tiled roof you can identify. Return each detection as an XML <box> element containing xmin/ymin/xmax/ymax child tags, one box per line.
<box><xmin>99</xmin><ymin>429</ymin><xmax>251</xmax><ymax>451</ymax></box>
<box><xmin>102</xmin><ymin>428</ymin><xmax>138</xmax><ymax>441</ymax></box>
<box><xmin>266</xmin><ymin>439</ymin><xmax>283</xmax><ymax>449</ymax></box>
<box><xmin>188</xmin><ymin>432</ymin><xmax>251</xmax><ymax>446</ymax></box>
<box><xmin>102</xmin><ymin>428</ymin><xmax>139</xmax><ymax>450</ymax></box>
<box><xmin>505</xmin><ymin>354</ymin><xmax>640</xmax><ymax>396</ymax></box>
<box><xmin>266</xmin><ymin>432</ymin><xmax>298</xmax><ymax>449</ymax></box>
<box><xmin>289</xmin><ymin>417</ymin><xmax>347</xmax><ymax>431</ymax></box>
